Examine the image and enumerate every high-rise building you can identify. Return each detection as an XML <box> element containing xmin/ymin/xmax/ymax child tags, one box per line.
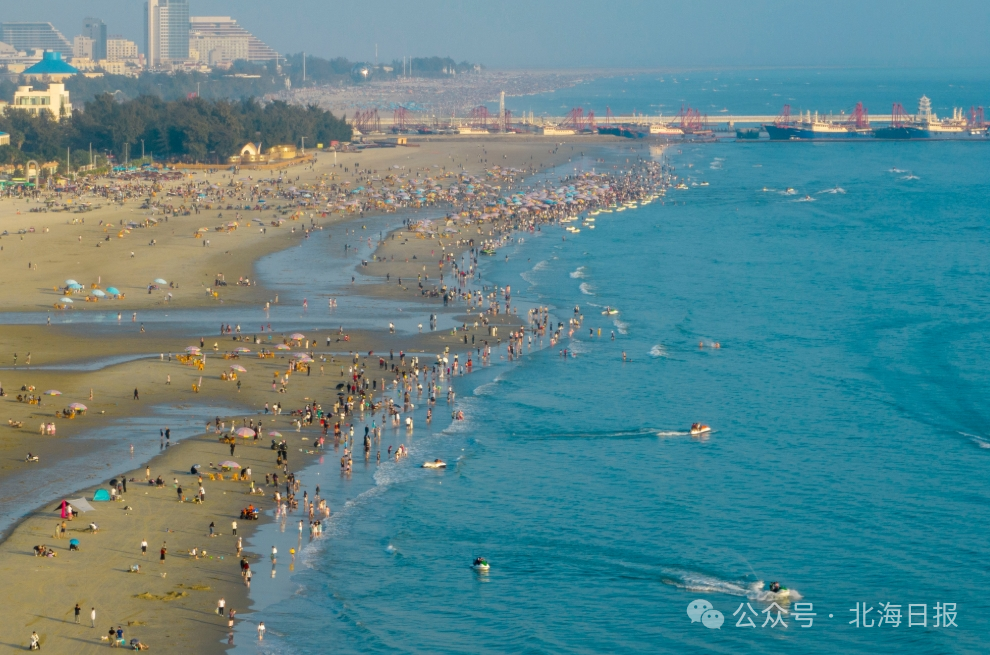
<box><xmin>0</xmin><ymin>22</ymin><xmax>72</xmax><ymax>57</ymax></box>
<box><xmin>107</xmin><ymin>36</ymin><xmax>140</xmax><ymax>63</ymax></box>
<box><xmin>73</xmin><ymin>36</ymin><xmax>94</xmax><ymax>60</ymax></box>
<box><xmin>145</xmin><ymin>0</ymin><xmax>189</xmax><ymax>67</ymax></box>
<box><xmin>83</xmin><ymin>17</ymin><xmax>108</xmax><ymax>61</ymax></box>
<box><xmin>189</xmin><ymin>16</ymin><xmax>277</xmax><ymax>63</ymax></box>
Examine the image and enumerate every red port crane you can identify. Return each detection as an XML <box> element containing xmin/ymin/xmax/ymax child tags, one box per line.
<box><xmin>848</xmin><ymin>102</ymin><xmax>870</xmax><ymax>129</ymax></box>
<box><xmin>968</xmin><ymin>106</ymin><xmax>986</xmax><ymax>128</ymax></box>
<box><xmin>890</xmin><ymin>103</ymin><xmax>910</xmax><ymax>128</ymax></box>
<box><xmin>677</xmin><ymin>105</ymin><xmax>704</xmax><ymax>132</ymax></box>
<box><xmin>393</xmin><ymin>106</ymin><xmax>409</xmax><ymax>132</ymax></box>
<box><xmin>774</xmin><ymin>104</ymin><xmax>793</xmax><ymax>127</ymax></box>
<box><xmin>352</xmin><ymin>109</ymin><xmax>380</xmax><ymax>134</ymax></box>
<box><xmin>470</xmin><ymin>106</ymin><xmax>490</xmax><ymax>130</ymax></box>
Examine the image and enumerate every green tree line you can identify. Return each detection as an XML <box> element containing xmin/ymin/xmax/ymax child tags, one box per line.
<box><xmin>0</xmin><ymin>94</ymin><xmax>351</xmax><ymax>166</ymax></box>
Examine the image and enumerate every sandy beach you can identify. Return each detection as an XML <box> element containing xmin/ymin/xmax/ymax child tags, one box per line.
<box><xmin>0</xmin><ymin>134</ymin><xmax>601</xmax><ymax>651</ymax></box>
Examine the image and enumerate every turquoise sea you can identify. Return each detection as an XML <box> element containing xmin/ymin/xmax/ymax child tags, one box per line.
<box><xmin>234</xmin><ymin>71</ymin><xmax>990</xmax><ymax>654</ymax></box>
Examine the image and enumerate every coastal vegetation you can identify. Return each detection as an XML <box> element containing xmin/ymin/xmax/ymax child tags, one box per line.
<box><xmin>0</xmin><ymin>94</ymin><xmax>351</xmax><ymax>167</ymax></box>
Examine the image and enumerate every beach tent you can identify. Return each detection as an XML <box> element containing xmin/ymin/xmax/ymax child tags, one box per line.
<box><xmin>92</xmin><ymin>489</ymin><xmax>111</xmax><ymax>502</ymax></box>
<box><xmin>70</xmin><ymin>498</ymin><xmax>96</xmax><ymax>512</ymax></box>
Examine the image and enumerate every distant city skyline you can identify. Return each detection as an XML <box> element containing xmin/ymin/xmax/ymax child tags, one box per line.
<box><xmin>1</xmin><ymin>0</ymin><xmax>989</xmax><ymax>69</ymax></box>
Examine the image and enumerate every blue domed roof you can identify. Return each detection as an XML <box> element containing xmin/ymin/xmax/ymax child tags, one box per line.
<box><xmin>23</xmin><ymin>51</ymin><xmax>78</xmax><ymax>76</ymax></box>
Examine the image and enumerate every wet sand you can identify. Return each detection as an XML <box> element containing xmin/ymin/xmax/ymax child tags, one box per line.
<box><xmin>0</xmin><ymin>135</ymin><xmax>556</xmax><ymax>651</ymax></box>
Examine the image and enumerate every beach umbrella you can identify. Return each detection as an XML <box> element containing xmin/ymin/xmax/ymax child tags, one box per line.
<box><xmin>230</xmin><ymin>364</ymin><xmax>247</xmax><ymax>372</ymax></box>
<box><xmin>275</xmin><ymin>344</ymin><xmax>291</xmax><ymax>350</ymax></box>
<box><xmin>65</xmin><ymin>279</ymin><xmax>78</xmax><ymax>285</ymax></box>
<box><xmin>60</xmin><ymin>297</ymin><xmax>74</xmax><ymax>303</ymax></box>
<box><xmin>185</xmin><ymin>346</ymin><xmax>201</xmax><ymax>353</ymax></box>
<box><xmin>44</xmin><ymin>390</ymin><xmax>62</xmax><ymax>396</ymax></box>
<box><xmin>68</xmin><ymin>403</ymin><xmax>87</xmax><ymax>411</ymax></box>
<box><xmin>268</xmin><ymin>431</ymin><xmax>282</xmax><ymax>437</ymax></box>
<box><xmin>289</xmin><ymin>333</ymin><xmax>305</xmax><ymax>340</ymax></box>
<box><xmin>153</xmin><ymin>278</ymin><xmax>168</xmax><ymax>285</ymax></box>
<box><xmin>294</xmin><ymin>355</ymin><xmax>314</xmax><ymax>363</ymax></box>
<box><xmin>234</xmin><ymin>427</ymin><xmax>255</xmax><ymax>437</ymax></box>
<box><xmin>68</xmin><ymin>283</ymin><xmax>84</xmax><ymax>290</ymax></box>
<box><xmin>91</xmin><ymin>289</ymin><xmax>106</xmax><ymax>297</ymax></box>
<box><xmin>219</xmin><ymin>461</ymin><xmax>241</xmax><ymax>469</ymax></box>
<box><xmin>106</xmin><ymin>287</ymin><xmax>120</xmax><ymax>295</ymax></box>
<box><xmin>234</xmin><ymin>347</ymin><xmax>251</xmax><ymax>353</ymax></box>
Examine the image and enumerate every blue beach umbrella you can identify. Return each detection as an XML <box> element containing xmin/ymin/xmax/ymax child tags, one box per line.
<box><xmin>64</xmin><ymin>279</ymin><xmax>78</xmax><ymax>285</ymax></box>
<box><xmin>153</xmin><ymin>278</ymin><xmax>167</xmax><ymax>285</ymax></box>
<box><xmin>91</xmin><ymin>289</ymin><xmax>106</xmax><ymax>297</ymax></box>
<box><xmin>106</xmin><ymin>287</ymin><xmax>120</xmax><ymax>295</ymax></box>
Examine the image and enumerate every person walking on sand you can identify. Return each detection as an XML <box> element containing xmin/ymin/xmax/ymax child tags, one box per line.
<box><xmin>90</xmin><ymin>607</ymin><xmax>96</xmax><ymax>628</ymax></box>
<box><xmin>160</xmin><ymin>543</ymin><xmax>167</xmax><ymax>564</ymax></box>
<box><xmin>74</xmin><ymin>603</ymin><xmax>81</xmax><ymax>623</ymax></box>
<box><xmin>217</xmin><ymin>597</ymin><xmax>225</xmax><ymax>616</ymax></box>
<box><xmin>133</xmin><ymin>388</ymin><xmax>139</xmax><ymax>400</ymax></box>
<box><xmin>141</xmin><ymin>539</ymin><xmax>147</xmax><ymax>556</ymax></box>
<box><xmin>232</xmin><ymin>520</ymin><xmax>237</xmax><ymax>536</ymax></box>
<box><xmin>258</xmin><ymin>622</ymin><xmax>266</xmax><ymax>640</ymax></box>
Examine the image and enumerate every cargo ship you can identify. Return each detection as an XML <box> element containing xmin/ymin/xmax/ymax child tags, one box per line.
<box><xmin>765</xmin><ymin>104</ymin><xmax>873</xmax><ymax>140</ymax></box>
<box><xmin>874</xmin><ymin>96</ymin><xmax>988</xmax><ymax>140</ymax></box>
<box><xmin>649</xmin><ymin>123</ymin><xmax>685</xmax><ymax>137</ymax></box>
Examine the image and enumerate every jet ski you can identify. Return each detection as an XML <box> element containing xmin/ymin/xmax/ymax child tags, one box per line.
<box><xmin>472</xmin><ymin>557</ymin><xmax>490</xmax><ymax>571</ymax></box>
<box><xmin>422</xmin><ymin>459</ymin><xmax>447</xmax><ymax>469</ymax></box>
<box><xmin>690</xmin><ymin>423</ymin><xmax>711</xmax><ymax>435</ymax></box>
<box><xmin>764</xmin><ymin>581</ymin><xmax>792</xmax><ymax>598</ymax></box>
<box><xmin>601</xmin><ymin>306</ymin><xmax>619</xmax><ymax>315</ymax></box>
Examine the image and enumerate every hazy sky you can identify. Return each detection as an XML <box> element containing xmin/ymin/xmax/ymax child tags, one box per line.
<box><xmin>5</xmin><ymin>0</ymin><xmax>988</xmax><ymax>69</ymax></box>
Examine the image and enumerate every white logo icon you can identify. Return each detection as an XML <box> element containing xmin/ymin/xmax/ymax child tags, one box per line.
<box><xmin>687</xmin><ymin>599</ymin><xmax>713</xmax><ymax>623</ymax></box>
<box><xmin>702</xmin><ymin>609</ymin><xmax>725</xmax><ymax>629</ymax></box>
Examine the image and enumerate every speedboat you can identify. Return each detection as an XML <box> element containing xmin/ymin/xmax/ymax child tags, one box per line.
<box><xmin>422</xmin><ymin>459</ymin><xmax>446</xmax><ymax>469</ymax></box>
<box><xmin>690</xmin><ymin>423</ymin><xmax>711</xmax><ymax>435</ymax></box>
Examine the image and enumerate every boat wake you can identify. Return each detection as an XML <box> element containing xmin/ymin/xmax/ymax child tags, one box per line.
<box><xmin>817</xmin><ymin>187</ymin><xmax>846</xmax><ymax>194</ymax></box>
<box><xmin>649</xmin><ymin>344</ymin><xmax>667</xmax><ymax>358</ymax></box>
<box><xmin>569</xmin><ymin>266</ymin><xmax>587</xmax><ymax>279</ymax></box>
<box><xmin>579</xmin><ymin>282</ymin><xmax>595</xmax><ymax>296</ymax></box>
<box><xmin>663</xmin><ymin>570</ymin><xmax>802</xmax><ymax>603</ymax></box>
<box><xmin>901</xmin><ymin>174</ymin><xmax>920</xmax><ymax>180</ymax></box>
<box><xmin>613</xmin><ymin>318</ymin><xmax>628</xmax><ymax>334</ymax></box>
<box><xmin>959</xmin><ymin>431</ymin><xmax>990</xmax><ymax>449</ymax></box>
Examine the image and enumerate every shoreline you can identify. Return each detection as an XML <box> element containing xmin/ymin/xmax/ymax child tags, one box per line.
<box><xmin>0</xmin><ymin>136</ymin><xmax>667</xmax><ymax>651</ymax></box>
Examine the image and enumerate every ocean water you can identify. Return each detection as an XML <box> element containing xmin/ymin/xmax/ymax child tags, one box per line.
<box><xmin>233</xmin><ymin>75</ymin><xmax>990</xmax><ymax>654</ymax></box>
<box><xmin>500</xmin><ymin>67</ymin><xmax>990</xmax><ymax>120</ymax></box>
